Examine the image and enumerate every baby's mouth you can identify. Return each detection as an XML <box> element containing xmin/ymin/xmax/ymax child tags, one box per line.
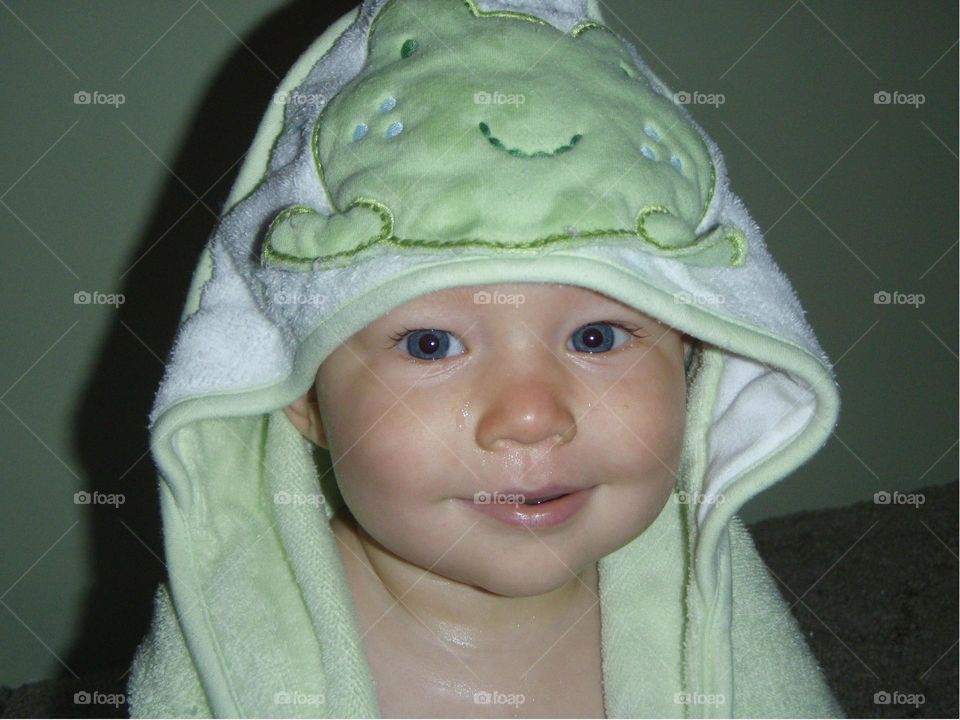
<box><xmin>521</xmin><ymin>493</ymin><xmax>568</xmax><ymax>505</ymax></box>
<box><xmin>460</xmin><ymin>486</ymin><xmax>595</xmax><ymax>529</ymax></box>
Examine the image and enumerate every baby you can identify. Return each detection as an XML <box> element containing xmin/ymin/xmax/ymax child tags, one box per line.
<box><xmin>127</xmin><ymin>0</ymin><xmax>845</xmax><ymax>717</ymax></box>
<box><xmin>283</xmin><ymin>283</ymin><xmax>692</xmax><ymax>716</ymax></box>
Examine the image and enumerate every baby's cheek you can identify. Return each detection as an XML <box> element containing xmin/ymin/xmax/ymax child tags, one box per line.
<box><xmin>333</xmin><ymin>397</ymin><xmax>440</xmax><ymax>501</ymax></box>
<box><xmin>607</xmin><ymin>385</ymin><xmax>686</xmax><ymax>475</ymax></box>
<box><xmin>648</xmin><ymin>363</ymin><xmax>688</xmax><ymax>449</ymax></box>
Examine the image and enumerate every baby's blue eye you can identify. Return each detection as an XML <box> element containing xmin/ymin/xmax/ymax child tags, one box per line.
<box><xmin>568</xmin><ymin>323</ymin><xmax>632</xmax><ymax>354</ymax></box>
<box><xmin>390</xmin><ymin>322</ymin><xmax>640</xmax><ymax>361</ymax></box>
<box><xmin>399</xmin><ymin>329</ymin><xmax>466</xmax><ymax>361</ymax></box>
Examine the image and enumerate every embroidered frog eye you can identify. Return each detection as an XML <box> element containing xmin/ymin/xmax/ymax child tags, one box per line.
<box><xmin>401</xmin><ymin>38</ymin><xmax>418</xmax><ymax>58</ymax></box>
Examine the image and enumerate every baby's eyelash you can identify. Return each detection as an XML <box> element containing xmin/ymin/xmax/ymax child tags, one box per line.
<box><xmin>386</xmin><ymin>326</ymin><xmax>415</xmax><ymax>348</ymax></box>
<box><xmin>386</xmin><ymin>321</ymin><xmax>649</xmax><ymax>349</ymax></box>
<box><xmin>612</xmin><ymin>322</ymin><xmax>650</xmax><ymax>340</ymax></box>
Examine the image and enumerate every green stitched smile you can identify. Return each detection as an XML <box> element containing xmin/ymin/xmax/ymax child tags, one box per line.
<box><xmin>478</xmin><ymin>121</ymin><xmax>583</xmax><ymax>158</ymax></box>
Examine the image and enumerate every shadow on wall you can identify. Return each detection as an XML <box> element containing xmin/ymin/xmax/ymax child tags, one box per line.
<box><xmin>62</xmin><ymin>0</ymin><xmax>359</xmax><ymax>681</ymax></box>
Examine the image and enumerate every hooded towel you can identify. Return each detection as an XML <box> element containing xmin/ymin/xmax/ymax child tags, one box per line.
<box><xmin>126</xmin><ymin>0</ymin><xmax>844</xmax><ymax>717</ymax></box>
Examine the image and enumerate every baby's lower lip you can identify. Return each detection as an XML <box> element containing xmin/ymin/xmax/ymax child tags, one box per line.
<box><xmin>458</xmin><ymin>488</ymin><xmax>594</xmax><ymax>529</ymax></box>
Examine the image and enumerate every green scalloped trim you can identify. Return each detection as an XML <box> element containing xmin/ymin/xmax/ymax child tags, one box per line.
<box><xmin>261</xmin><ymin>198</ymin><xmax>747</xmax><ymax>271</ymax></box>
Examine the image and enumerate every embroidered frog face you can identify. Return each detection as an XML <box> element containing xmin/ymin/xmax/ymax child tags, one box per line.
<box><xmin>262</xmin><ymin>0</ymin><xmax>746</xmax><ymax>270</ymax></box>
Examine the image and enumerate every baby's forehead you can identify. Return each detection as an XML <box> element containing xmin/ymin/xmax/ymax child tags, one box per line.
<box><xmin>404</xmin><ymin>283</ymin><xmax>619</xmax><ymax>307</ymax></box>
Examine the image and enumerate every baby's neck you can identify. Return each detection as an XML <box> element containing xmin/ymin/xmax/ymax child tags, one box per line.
<box><xmin>330</xmin><ymin>507</ymin><xmax>599</xmax><ymax>656</ymax></box>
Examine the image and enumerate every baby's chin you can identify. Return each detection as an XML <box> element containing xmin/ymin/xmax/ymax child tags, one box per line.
<box><xmin>443</xmin><ymin>499</ymin><xmax>668</xmax><ymax>597</ymax></box>
<box><xmin>431</xmin><ymin>551</ymin><xmax>600</xmax><ymax>598</ymax></box>
<box><xmin>423</xmin><ymin>525</ymin><xmax>630</xmax><ymax>598</ymax></box>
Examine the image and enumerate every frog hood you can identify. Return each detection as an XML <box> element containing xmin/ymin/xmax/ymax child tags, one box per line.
<box><xmin>127</xmin><ymin>0</ymin><xmax>843</xmax><ymax>717</ymax></box>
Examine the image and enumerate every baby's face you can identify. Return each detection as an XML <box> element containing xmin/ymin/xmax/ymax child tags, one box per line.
<box><xmin>288</xmin><ymin>283</ymin><xmax>690</xmax><ymax>597</ymax></box>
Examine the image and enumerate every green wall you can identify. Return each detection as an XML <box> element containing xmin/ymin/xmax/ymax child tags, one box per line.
<box><xmin>1</xmin><ymin>0</ymin><xmax>955</xmax><ymax>689</ymax></box>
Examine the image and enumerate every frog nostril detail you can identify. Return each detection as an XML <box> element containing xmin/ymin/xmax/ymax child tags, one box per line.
<box><xmin>401</xmin><ymin>38</ymin><xmax>418</xmax><ymax>58</ymax></box>
<box><xmin>379</xmin><ymin>95</ymin><xmax>397</xmax><ymax>113</ymax></box>
<box><xmin>641</xmin><ymin>145</ymin><xmax>656</xmax><ymax>160</ymax></box>
<box><xmin>386</xmin><ymin>121</ymin><xmax>404</xmax><ymax>139</ymax></box>
<box><xmin>352</xmin><ymin>123</ymin><xmax>369</xmax><ymax>142</ymax></box>
<box><xmin>643</xmin><ymin>126</ymin><xmax>660</xmax><ymax>143</ymax></box>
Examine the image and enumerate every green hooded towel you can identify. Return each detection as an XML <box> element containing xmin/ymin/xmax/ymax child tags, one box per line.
<box><xmin>126</xmin><ymin>0</ymin><xmax>844</xmax><ymax>717</ymax></box>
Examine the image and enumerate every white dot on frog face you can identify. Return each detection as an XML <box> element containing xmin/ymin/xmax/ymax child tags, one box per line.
<box><xmin>641</xmin><ymin>145</ymin><xmax>656</xmax><ymax>160</ymax></box>
<box><xmin>379</xmin><ymin>95</ymin><xmax>397</xmax><ymax>113</ymax></box>
<box><xmin>386</xmin><ymin>121</ymin><xmax>403</xmax><ymax>139</ymax></box>
<box><xmin>352</xmin><ymin>123</ymin><xmax>369</xmax><ymax>142</ymax></box>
